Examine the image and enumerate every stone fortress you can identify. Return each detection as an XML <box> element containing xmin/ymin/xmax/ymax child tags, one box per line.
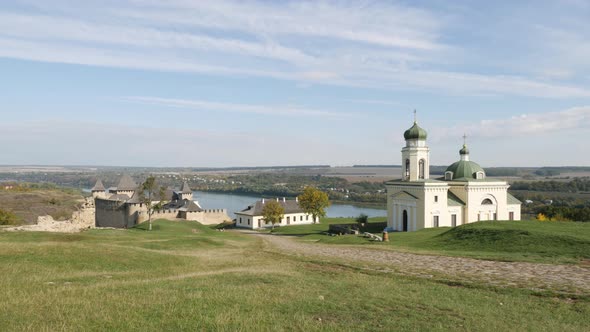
<box><xmin>92</xmin><ymin>174</ymin><xmax>230</xmax><ymax>228</ymax></box>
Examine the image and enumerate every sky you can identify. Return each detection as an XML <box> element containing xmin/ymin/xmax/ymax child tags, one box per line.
<box><xmin>0</xmin><ymin>0</ymin><xmax>589</xmax><ymax>167</ymax></box>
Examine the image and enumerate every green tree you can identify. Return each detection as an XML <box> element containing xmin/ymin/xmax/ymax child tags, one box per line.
<box><xmin>356</xmin><ymin>213</ymin><xmax>368</xmax><ymax>228</ymax></box>
<box><xmin>261</xmin><ymin>199</ymin><xmax>284</xmax><ymax>230</ymax></box>
<box><xmin>297</xmin><ymin>186</ymin><xmax>330</xmax><ymax>224</ymax></box>
<box><xmin>139</xmin><ymin>176</ymin><xmax>167</xmax><ymax>231</ymax></box>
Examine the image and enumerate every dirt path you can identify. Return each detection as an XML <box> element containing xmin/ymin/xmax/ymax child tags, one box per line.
<box><xmin>251</xmin><ymin>233</ymin><xmax>590</xmax><ymax>295</ymax></box>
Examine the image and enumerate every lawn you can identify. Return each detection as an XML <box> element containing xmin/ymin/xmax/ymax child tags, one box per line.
<box><xmin>271</xmin><ymin>218</ymin><xmax>590</xmax><ymax>264</ymax></box>
<box><xmin>0</xmin><ymin>220</ymin><xmax>588</xmax><ymax>331</ymax></box>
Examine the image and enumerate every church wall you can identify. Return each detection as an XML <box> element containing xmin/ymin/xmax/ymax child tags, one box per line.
<box><xmin>423</xmin><ymin>186</ymin><xmax>450</xmax><ymax>227</ymax></box>
<box><xmin>386</xmin><ymin>184</ymin><xmax>423</xmax><ymax>231</ymax></box>
<box><xmin>464</xmin><ymin>184</ymin><xmax>510</xmax><ymax>223</ymax></box>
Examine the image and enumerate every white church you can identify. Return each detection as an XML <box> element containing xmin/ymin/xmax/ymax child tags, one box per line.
<box><xmin>386</xmin><ymin>119</ymin><xmax>521</xmax><ymax>232</ymax></box>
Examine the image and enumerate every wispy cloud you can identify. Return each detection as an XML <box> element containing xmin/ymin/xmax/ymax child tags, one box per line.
<box><xmin>123</xmin><ymin>96</ymin><xmax>353</xmax><ymax>118</ymax></box>
<box><xmin>0</xmin><ymin>0</ymin><xmax>589</xmax><ymax>98</ymax></box>
<box><xmin>432</xmin><ymin>106</ymin><xmax>590</xmax><ymax>140</ymax></box>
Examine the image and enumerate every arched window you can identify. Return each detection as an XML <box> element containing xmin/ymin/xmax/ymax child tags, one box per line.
<box><xmin>405</xmin><ymin>159</ymin><xmax>410</xmax><ymax>179</ymax></box>
<box><xmin>419</xmin><ymin>159</ymin><xmax>425</xmax><ymax>179</ymax></box>
<box><xmin>481</xmin><ymin>198</ymin><xmax>493</xmax><ymax>205</ymax></box>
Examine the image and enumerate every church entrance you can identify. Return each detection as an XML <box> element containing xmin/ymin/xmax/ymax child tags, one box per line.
<box><xmin>402</xmin><ymin>210</ymin><xmax>408</xmax><ymax>232</ymax></box>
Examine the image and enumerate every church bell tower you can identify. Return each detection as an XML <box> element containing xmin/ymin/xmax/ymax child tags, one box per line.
<box><xmin>401</xmin><ymin>111</ymin><xmax>430</xmax><ymax>181</ymax></box>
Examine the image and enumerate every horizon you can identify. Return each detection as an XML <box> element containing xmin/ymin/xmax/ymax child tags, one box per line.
<box><xmin>1</xmin><ymin>1</ymin><xmax>589</xmax><ymax>167</ymax></box>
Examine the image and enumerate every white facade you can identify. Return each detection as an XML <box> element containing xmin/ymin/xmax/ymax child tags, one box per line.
<box><xmin>234</xmin><ymin>198</ymin><xmax>317</xmax><ymax>229</ymax></box>
<box><xmin>235</xmin><ymin>211</ymin><xmax>316</xmax><ymax>229</ymax></box>
<box><xmin>386</xmin><ymin>121</ymin><xmax>521</xmax><ymax>232</ymax></box>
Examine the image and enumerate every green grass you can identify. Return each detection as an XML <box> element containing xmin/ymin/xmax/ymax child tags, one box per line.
<box><xmin>0</xmin><ymin>219</ymin><xmax>588</xmax><ymax>331</ymax></box>
<box><xmin>273</xmin><ymin>218</ymin><xmax>590</xmax><ymax>264</ymax></box>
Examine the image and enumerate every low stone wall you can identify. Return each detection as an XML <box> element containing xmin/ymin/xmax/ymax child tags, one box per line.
<box><xmin>189</xmin><ymin>209</ymin><xmax>231</xmax><ymax>225</ymax></box>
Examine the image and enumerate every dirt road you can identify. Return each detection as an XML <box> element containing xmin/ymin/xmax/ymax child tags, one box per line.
<box><xmin>252</xmin><ymin>233</ymin><xmax>590</xmax><ymax>295</ymax></box>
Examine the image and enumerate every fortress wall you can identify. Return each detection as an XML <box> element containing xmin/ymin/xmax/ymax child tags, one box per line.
<box><xmin>95</xmin><ymin>198</ymin><xmax>128</xmax><ymax>228</ymax></box>
<box><xmin>186</xmin><ymin>209</ymin><xmax>231</xmax><ymax>225</ymax></box>
<box><xmin>150</xmin><ymin>209</ymin><xmax>180</xmax><ymax>221</ymax></box>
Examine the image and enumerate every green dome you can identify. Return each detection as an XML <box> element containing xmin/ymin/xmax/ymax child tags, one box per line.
<box><xmin>445</xmin><ymin>160</ymin><xmax>485</xmax><ymax>180</ymax></box>
<box><xmin>404</xmin><ymin>122</ymin><xmax>428</xmax><ymax>140</ymax></box>
<box><xmin>459</xmin><ymin>144</ymin><xmax>469</xmax><ymax>155</ymax></box>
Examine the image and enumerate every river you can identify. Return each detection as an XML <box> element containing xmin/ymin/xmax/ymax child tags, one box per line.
<box><xmin>193</xmin><ymin>191</ymin><xmax>386</xmax><ymax>219</ymax></box>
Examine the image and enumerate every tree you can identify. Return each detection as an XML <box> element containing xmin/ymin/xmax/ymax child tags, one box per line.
<box><xmin>139</xmin><ymin>176</ymin><xmax>167</xmax><ymax>231</ymax></box>
<box><xmin>297</xmin><ymin>186</ymin><xmax>330</xmax><ymax>224</ymax></box>
<box><xmin>261</xmin><ymin>199</ymin><xmax>284</xmax><ymax>230</ymax></box>
<box><xmin>356</xmin><ymin>213</ymin><xmax>368</xmax><ymax>228</ymax></box>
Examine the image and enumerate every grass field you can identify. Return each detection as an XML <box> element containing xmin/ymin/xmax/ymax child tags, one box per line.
<box><xmin>1</xmin><ymin>220</ymin><xmax>589</xmax><ymax>331</ymax></box>
<box><xmin>270</xmin><ymin>218</ymin><xmax>590</xmax><ymax>265</ymax></box>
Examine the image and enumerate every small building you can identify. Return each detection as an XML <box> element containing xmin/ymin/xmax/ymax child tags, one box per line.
<box><xmin>235</xmin><ymin>198</ymin><xmax>317</xmax><ymax>229</ymax></box>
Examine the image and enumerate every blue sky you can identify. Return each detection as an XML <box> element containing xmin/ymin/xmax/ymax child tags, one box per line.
<box><xmin>0</xmin><ymin>0</ymin><xmax>589</xmax><ymax>167</ymax></box>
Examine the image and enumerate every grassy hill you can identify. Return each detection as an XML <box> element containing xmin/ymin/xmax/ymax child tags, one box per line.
<box><xmin>0</xmin><ymin>185</ymin><xmax>84</xmax><ymax>224</ymax></box>
<box><xmin>1</xmin><ymin>220</ymin><xmax>588</xmax><ymax>331</ymax></box>
<box><xmin>272</xmin><ymin>219</ymin><xmax>590</xmax><ymax>264</ymax></box>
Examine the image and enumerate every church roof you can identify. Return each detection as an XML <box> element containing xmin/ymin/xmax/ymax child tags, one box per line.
<box><xmin>447</xmin><ymin>192</ymin><xmax>465</xmax><ymax>206</ymax></box>
<box><xmin>180</xmin><ymin>181</ymin><xmax>192</xmax><ymax>194</ymax></box>
<box><xmin>445</xmin><ymin>160</ymin><xmax>485</xmax><ymax>181</ymax></box>
<box><xmin>116</xmin><ymin>174</ymin><xmax>138</xmax><ymax>191</ymax></box>
<box><xmin>507</xmin><ymin>193</ymin><xmax>521</xmax><ymax>205</ymax></box>
<box><xmin>404</xmin><ymin>122</ymin><xmax>428</xmax><ymax>140</ymax></box>
<box><xmin>91</xmin><ymin>179</ymin><xmax>105</xmax><ymax>191</ymax></box>
<box><xmin>236</xmin><ymin>199</ymin><xmax>303</xmax><ymax>216</ymax></box>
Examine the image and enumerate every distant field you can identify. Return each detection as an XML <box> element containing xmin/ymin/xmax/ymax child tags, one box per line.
<box><xmin>0</xmin><ymin>220</ymin><xmax>588</xmax><ymax>331</ymax></box>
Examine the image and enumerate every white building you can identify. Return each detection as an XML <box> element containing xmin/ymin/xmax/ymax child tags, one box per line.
<box><xmin>235</xmin><ymin>198</ymin><xmax>317</xmax><ymax>229</ymax></box>
<box><xmin>386</xmin><ymin>120</ymin><xmax>521</xmax><ymax>232</ymax></box>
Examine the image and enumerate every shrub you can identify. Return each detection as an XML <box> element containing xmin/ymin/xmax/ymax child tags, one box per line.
<box><xmin>0</xmin><ymin>209</ymin><xmax>19</xmax><ymax>225</ymax></box>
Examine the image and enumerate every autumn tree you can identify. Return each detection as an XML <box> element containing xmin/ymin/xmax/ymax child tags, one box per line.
<box><xmin>139</xmin><ymin>176</ymin><xmax>167</xmax><ymax>231</ymax></box>
<box><xmin>297</xmin><ymin>186</ymin><xmax>330</xmax><ymax>224</ymax></box>
<box><xmin>261</xmin><ymin>199</ymin><xmax>284</xmax><ymax>230</ymax></box>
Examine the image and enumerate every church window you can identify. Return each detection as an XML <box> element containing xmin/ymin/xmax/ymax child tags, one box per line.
<box><xmin>445</xmin><ymin>172</ymin><xmax>453</xmax><ymax>180</ymax></box>
<box><xmin>476</xmin><ymin>171</ymin><xmax>485</xmax><ymax>179</ymax></box>
<box><xmin>405</xmin><ymin>159</ymin><xmax>410</xmax><ymax>179</ymax></box>
<box><xmin>434</xmin><ymin>195</ymin><xmax>438</xmax><ymax>203</ymax></box>
<box><xmin>481</xmin><ymin>198</ymin><xmax>493</xmax><ymax>205</ymax></box>
<box><xmin>247</xmin><ymin>219</ymin><xmax>250</xmax><ymax>225</ymax></box>
<box><xmin>433</xmin><ymin>216</ymin><xmax>439</xmax><ymax>227</ymax></box>
<box><xmin>451</xmin><ymin>214</ymin><xmax>457</xmax><ymax>227</ymax></box>
<box><xmin>306</xmin><ymin>215</ymin><xmax>309</xmax><ymax>221</ymax></box>
<box><xmin>239</xmin><ymin>217</ymin><xmax>242</xmax><ymax>224</ymax></box>
<box><xmin>419</xmin><ymin>159</ymin><xmax>425</xmax><ymax>179</ymax></box>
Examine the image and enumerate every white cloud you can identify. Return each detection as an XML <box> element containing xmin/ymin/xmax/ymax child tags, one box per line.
<box><xmin>431</xmin><ymin>106</ymin><xmax>590</xmax><ymax>140</ymax></box>
<box><xmin>122</xmin><ymin>96</ymin><xmax>353</xmax><ymax>118</ymax></box>
<box><xmin>0</xmin><ymin>0</ymin><xmax>589</xmax><ymax>98</ymax></box>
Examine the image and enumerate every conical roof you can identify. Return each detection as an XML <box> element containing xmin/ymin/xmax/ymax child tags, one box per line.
<box><xmin>91</xmin><ymin>179</ymin><xmax>105</xmax><ymax>191</ymax></box>
<box><xmin>403</xmin><ymin>122</ymin><xmax>428</xmax><ymax>140</ymax></box>
<box><xmin>180</xmin><ymin>181</ymin><xmax>192</xmax><ymax>194</ymax></box>
<box><xmin>116</xmin><ymin>174</ymin><xmax>137</xmax><ymax>191</ymax></box>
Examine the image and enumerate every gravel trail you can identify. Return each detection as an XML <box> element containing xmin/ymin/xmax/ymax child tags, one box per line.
<box><xmin>251</xmin><ymin>232</ymin><xmax>590</xmax><ymax>295</ymax></box>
